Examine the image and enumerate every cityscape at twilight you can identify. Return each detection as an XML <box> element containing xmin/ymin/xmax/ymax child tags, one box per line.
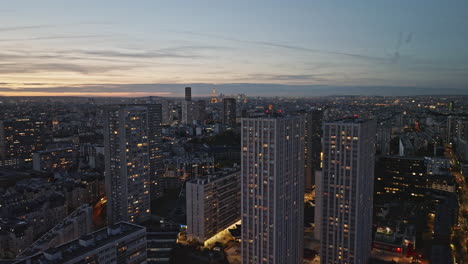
<box><xmin>0</xmin><ymin>1</ymin><xmax>467</xmax><ymax>264</ymax></box>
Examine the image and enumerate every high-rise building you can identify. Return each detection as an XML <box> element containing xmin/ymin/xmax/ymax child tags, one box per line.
<box><xmin>297</xmin><ymin>109</ymin><xmax>323</xmax><ymax>190</ymax></box>
<box><xmin>185</xmin><ymin>87</ymin><xmax>192</xmax><ymax>101</ymax></box>
<box><xmin>241</xmin><ymin>116</ymin><xmax>304</xmax><ymax>264</ymax></box>
<box><xmin>0</xmin><ymin>119</ymin><xmax>47</xmax><ymax>168</ymax></box>
<box><xmin>139</xmin><ymin>104</ymin><xmax>163</xmax><ymax>198</ymax></box>
<box><xmin>186</xmin><ymin>170</ymin><xmax>240</xmax><ymax>243</ymax></box>
<box><xmin>104</xmin><ymin>105</ymin><xmax>151</xmax><ymax>224</ymax></box>
<box><xmin>195</xmin><ymin>100</ymin><xmax>207</xmax><ymax>123</ymax></box>
<box><xmin>223</xmin><ymin>98</ymin><xmax>237</xmax><ymax>126</ymax></box>
<box><xmin>319</xmin><ymin>119</ymin><xmax>376</xmax><ymax>264</ymax></box>
<box><xmin>14</xmin><ymin>222</ymin><xmax>147</xmax><ymax>264</ymax></box>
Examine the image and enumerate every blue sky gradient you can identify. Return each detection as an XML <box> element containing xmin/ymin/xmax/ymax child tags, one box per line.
<box><xmin>1</xmin><ymin>0</ymin><xmax>467</xmax><ymax>96</ymax></box>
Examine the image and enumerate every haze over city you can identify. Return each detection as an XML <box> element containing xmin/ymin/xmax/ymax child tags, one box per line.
<box><xmin>1</xmin><ymin>0</ymin><xmax>467</xmax><ymax>97</ymax></box>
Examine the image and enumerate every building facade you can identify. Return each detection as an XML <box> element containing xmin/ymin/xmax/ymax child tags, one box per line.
<box><xmin>14</xmin><ymin>222</ymin><xmax>147</xmax><ymax>264</ymax></box>
<box><xmin>32</xmin><ymin>147</ymin><xmax>77</xmax><ymax>172</ymax></box>
<box><xmin>223</xmin><ymin>98</ymin><xmax>237</xmax><ymax>126</ymax></box>
<box><xmin>186</xmin><ymin>170</ymin><xmax>240</xmax><ymax>243</ymax></box>
<box><xmin>104</xmin><ymin>105</ymin><xmax>151</xmax><ymax>225</ymax></box>
<box><xmin>319</xmin><ymin>119</ymin><xmax>376</xmax><ymax>264</ymax></box>
<box><xmin>0</xmin><ymin>119</ymin><xmax>47</xmax><ymax>168</ymax></box>
<box><xmin>241</xmin><ymin>116</ymin><xmax>304</xmax><ymax>264</ymax></box>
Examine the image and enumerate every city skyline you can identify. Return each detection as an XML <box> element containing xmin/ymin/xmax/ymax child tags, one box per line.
<box><xmin>1</xmin><ymin>0</ymin><xmax>467</xmax><ymax>97</ymax></box>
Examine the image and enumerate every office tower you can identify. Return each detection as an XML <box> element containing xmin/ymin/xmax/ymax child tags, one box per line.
<box><xmin>14</xmin><ymin>222</ymin><xmax>147</xmax><ymax>264</ymax></box>
<box><xmin>223</xmin><ymin>98</ymin><xmax>237</xmax><ymax>126</ymax></box>
<box><xmin>298</xmin><ymin>109</ymin><xmax>323</xmax><ymax>190</ymax></box>
<box><xmin>0</xmin><ymin>119</ymin><xmax>47</xmax><ymax>168</ymax></box>
<box><xmin>319</xmin><ymin>119</ymin><xmax>376</xmax><ymax>264</ymax></box>
<box><xmin>186</xmin><ymin>170</ymin><xmax>240</xmax><ymax>244</ymax></box>
<box><xmin>241</xmin><ymin>116</ymin><xmax>304</xmax><ymax>264</ymax></box>
<box><xmin>104</xmin><ymin>105</ymin><xmax>151</xmax><ymax>225</ymax></box>
<box><xmin>185</xmin><ymin>87</ymin><xmax>192</xmax><ymax>101</ymax></box>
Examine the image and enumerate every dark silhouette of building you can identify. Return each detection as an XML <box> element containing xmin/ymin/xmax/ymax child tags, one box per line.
<box><xmin>223</xmin><ymin>98</ymin><xmax>236</xmax><ymax>126</ymax></box>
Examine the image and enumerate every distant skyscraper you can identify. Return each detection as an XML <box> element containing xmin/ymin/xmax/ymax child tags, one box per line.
<box><xmin>104</xmin><ymin>105</ymin><xmax>151</xmax><ymax>224</ymax></box>
<box><xmin>241</xmin><ymin>116</ymin><xmax>304</xmax><ymax>264</ymax></box>
<box><xmin>223</xmin><ymin>98</ymin><xmax>237</xmax><ymax>126</ymax></box>
<box><xmin>319</xmin><ymin>119</ymin><xmax>376</xmax><ymax>264</ymax></box>
<box><xmin>185</xmin><ymin>87</ymin><xmax>192</xmax><ymax>101</ymax></box>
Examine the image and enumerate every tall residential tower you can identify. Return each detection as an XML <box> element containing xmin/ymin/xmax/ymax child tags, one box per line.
<box><xmin>104</xmin><ymin>105</ymin><xmax>151</xmax><ymax>224</ymax></box>
<box><xmin>241</xmin><ymin>116</ymin><xmax>304</xmax><ymax>264</ymax></box>
<box><xmin>319</xmin><ymin>119</ymin><xmax>376</xmax><ymax>264</ymax></box>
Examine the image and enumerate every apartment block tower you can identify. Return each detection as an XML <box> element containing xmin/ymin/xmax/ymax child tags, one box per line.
<box><xmin>319</xmin><ymin>118</ymin><xmax>376</xmax><ymax>264</ymax></box>
<box><xmin>104</xmin><ymin>105</ymin><xmax>151</xmax><ymax>224</ymax></box>
<box><xmin>223</xmin><ymin>98</ymin><xmax>237</xmax><ymax>126</ymax></box>
<box><xmin>141</xmin><ymin>104</ymin><xmax>163</xmax><ymax>198</ymax></box>
<box><xmin>241</xmin><ymin>116</ymin><xmax>304</xmax><ymax>264</ymax></box>
<box><xmin>297</xmin><ymin>109</ymin><xmax>323</xmax><ymax>190</ymax></box>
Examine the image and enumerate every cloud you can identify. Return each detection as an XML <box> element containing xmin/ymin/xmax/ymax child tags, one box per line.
<box><xmin>0</xmin><ymin>63</ymin><xmax>138</xmax><ymax>74</ymax></box>
<box><xmin>0</xmin><ymin>25</ymin><xmax>53</xmax><ymax>32</ymax></box>
<box><xmin>1</xmin><ymin>83</ymin><xmax>468</xmax><ymax>96</ymax></box>
<box><xmin>0</xmin><ymin>35</ymin><xmax>105</xmax><ymax>42</ymax></box>
<box><xmin>77</xmin><ymin>49</ymin><xmax>200</xmax><ymax>59</ymax></box>
<box><xmin>178</xmin><ymin>30</ymin><xmax>390</xmax><ymax>62</ymax></box>
<box><xmin>242</xmin><ymin>73</ymin><xmax>331</xmax><ymax>82</ymax></box>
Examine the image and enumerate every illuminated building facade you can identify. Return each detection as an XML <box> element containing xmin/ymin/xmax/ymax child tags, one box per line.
<box><xmin>32</xmin><ymin>147</ymin><xmax>77</xmax><ymax>172</ymax></box>
<box><xmin>320</xmin><ymin>119</ymin><xmax>376</xmax><ymax>264</ymax></box>
<box><xmin>374</xmin><ymin>156</ymin><xmax>427</xmax><ymax>199</ymax></box>
<box><xmin>0</xmin><ymin>119</ymin><xmax>47</xmax><ymax>168</ymax></box>
<box><xmin>104</xmin><ymin>105</ymin><xmax>151</xmax><ymax>225</ymax></box>
<box><xmin>137</xmin><ymin>104</ymin><xmax>163</xmax><ymax>198</ymax></box>
<box><xmin>186</xmin><ymin>170</ymin><xmax>240</xmax><ymax>243</ymax></box>
<box><xmin>241</xmin><ymin>116</ymin><xmax>304</xmax><ymax>264</ymax></box>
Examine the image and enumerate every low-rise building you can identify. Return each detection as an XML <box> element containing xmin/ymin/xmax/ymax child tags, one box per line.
<box><xmin>14</xmin><ymin>222</ymin><xmax>147</xmax><ymax>264</ymax></box>
<box><xmin>186</xmin><ymin>169</ymin><xmax>240</xmax><ymax>243</ymax></box>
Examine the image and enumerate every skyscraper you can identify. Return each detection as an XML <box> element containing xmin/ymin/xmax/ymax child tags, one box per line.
<box><xmin>143</xmin><ymin>104</ymin><xmax>163</xmax><ymax>198</ymax></box>
<box><xmin>319</xmin><ymin>118</ymin><xmax>376</xmax><ymax>264</ymax></box>
<box><xmin>182</xmin><ymin>87</ymin><xmax>195</xmax><ymax>125</ymax></box>
<box><xmin>241</xmin><ymin>116</ymin><xmax>304</xmax><ymax>264</ymax></box>
<box><xmin>185</xmin><ymin>87</ymin><xmax>192</xmax><ymax>101</ymax></box>
<box><xmin>104</xmin><ymin>105</ymin><xmax>151</xmax><ymax>224</ymax></box>
<box><xmin>297</xmin><ymin>109</ymin><xmax>323</xmax><ymax>190</ymax></box>
<box><xmin>223</xmin><ymin>98</ymin><xmax>237</xmax><ymax>126</ymax></box>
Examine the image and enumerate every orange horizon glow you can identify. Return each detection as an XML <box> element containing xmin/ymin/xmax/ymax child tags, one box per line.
<box><xmin>0</xmin><ymin>91</ymin><xmax>173</xmax><ymax>97</ymax></box>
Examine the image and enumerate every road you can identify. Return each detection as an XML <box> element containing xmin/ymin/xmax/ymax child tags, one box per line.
<box><xmin>445</xmin><ymin>146</ymin><xmax>468</xmax><ymax>263</ymax></box>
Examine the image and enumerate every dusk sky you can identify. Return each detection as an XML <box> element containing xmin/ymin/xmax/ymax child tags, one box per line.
<box><xmin>1</xmin><ymin>0</ymin><xmax>467</xmax><ymax>97</ymax></box>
